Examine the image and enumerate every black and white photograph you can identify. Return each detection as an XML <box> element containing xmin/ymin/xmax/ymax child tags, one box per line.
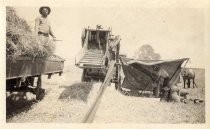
<box><xmin>1</xmin><ymin>0</ymin><xmax>210</xmax><ymax>128</ymax></box>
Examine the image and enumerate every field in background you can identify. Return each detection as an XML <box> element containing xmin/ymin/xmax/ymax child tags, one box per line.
<box><xmin>191</xmin><ymin>68</ymin><xmax>205</xmax><ymax>88</ymax></box>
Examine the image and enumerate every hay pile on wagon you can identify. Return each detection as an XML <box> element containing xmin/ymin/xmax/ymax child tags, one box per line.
<box><xmin>6</xmin><ymin>7</ymin><xmax>55</xmax><ymax>60</ymax></box>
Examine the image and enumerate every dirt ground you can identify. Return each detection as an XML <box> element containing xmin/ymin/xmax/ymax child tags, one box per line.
<box><xmin>6</xmin><ymin>65</ymin><xmax>205</xmax><ymax>123</ymax></box>
<box><xmin>94</xmin><ymin>85</ymin><xmax>205</xmax><ymax>123</ymax></box>
<box><xmin>6</xmin><ymin>65</ymin><xmax>102</xmax><ymax>122</ymax></box>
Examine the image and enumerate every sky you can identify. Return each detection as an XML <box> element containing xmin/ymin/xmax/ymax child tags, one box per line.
<box><xmin>14</xmin><ymin>6</ymin><xmax>205</xmax><ymax>68</ymax></box>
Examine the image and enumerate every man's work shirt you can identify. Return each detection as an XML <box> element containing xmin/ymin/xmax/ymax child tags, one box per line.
<box><xmin>158</xmin><ymin>69</ymin><xmax>169</xmax><ymax>79</ymax></box>
<box><xmin>35</xmin><ymin>16</ymin><xmax>54</xmax><ymax>36</ymax></box>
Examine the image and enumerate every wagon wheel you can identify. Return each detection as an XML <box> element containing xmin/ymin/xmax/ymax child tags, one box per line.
<box><xmin>36</xmin><ymin>75</ymin><xmax>45</xmax><ymax>100</ymax></box>
<box><xmin>26</xmin><ymin>76</ymin><xmax>35</xmax><ymax>87</ymax></box>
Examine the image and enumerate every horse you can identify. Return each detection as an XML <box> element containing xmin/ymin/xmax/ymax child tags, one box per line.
<box><xmin>181</xmin><ymin>68</ymin><xmax>197</xmax><ymax>88</ymax></box>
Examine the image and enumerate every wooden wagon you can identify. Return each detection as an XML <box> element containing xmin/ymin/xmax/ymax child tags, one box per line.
<box><xmin>6</xmin><ymin>55</ymin><xmax>65</xmax><ymax>100</ymax></box>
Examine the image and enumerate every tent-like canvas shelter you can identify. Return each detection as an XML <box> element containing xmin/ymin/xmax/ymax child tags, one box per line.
<box><xmin>120</xmin><ymin>57</ymin><xmax>189</xmax><ymax>91</ymax></box>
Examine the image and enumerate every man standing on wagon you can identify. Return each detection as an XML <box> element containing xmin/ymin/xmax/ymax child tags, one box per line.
<box><xmin>35</xmin><ymin>6</ymin><xmax>56</xmax><ymax>40</ymax></box>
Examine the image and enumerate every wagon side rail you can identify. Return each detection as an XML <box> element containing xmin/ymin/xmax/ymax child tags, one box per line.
<box><xmin>6</xmin><ymin>56</ymin><xmax>65</xmax><ymax>80</ymax></box>
<box><xmin>75</xmin><ymin>47</ymin><xmax>86</xmax><ymax>65</ymax></box>
<box><xmin>75</xmin><ymin>30</ymin><xmax>90</xmax><ymax>65</ymax></box>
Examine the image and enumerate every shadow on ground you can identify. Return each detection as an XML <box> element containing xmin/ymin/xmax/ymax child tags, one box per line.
<box><xmin>59</xmin><ymin>82</ymin><xmax>94</xmax><ymax>102</ymax></box>
<box><xmin>6</xmin><ymin>92</ymin><xmax>36</xmax><ymax>119</ymax></box>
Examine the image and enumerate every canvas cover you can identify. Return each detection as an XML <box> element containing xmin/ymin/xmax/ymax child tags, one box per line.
<box><xmin>120</xmin><ymin>57</ymin><xmax>189</xmax><ymax>91</ymax></box>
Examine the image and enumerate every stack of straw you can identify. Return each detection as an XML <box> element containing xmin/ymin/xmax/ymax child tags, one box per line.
<box><xmin>6</xmin><ymin>7</ymin><xmax>55</xmax><ymax>60</ymax></box>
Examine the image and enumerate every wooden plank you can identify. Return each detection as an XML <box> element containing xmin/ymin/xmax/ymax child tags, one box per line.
<box><xmin>81</xmin><ymin>61</ymin><xmax>103</xmax><ymax>63</ymax></box>
<box><xmin>82</xmin><ymin>60</ymin><xmax>115</xmax><ymax>123</ymax></box>
<box><xmin>83</xmin><ymin>56</ymin><xmax>103</xmax><ymax>58</ymax></box>
<box><xmin>84</xmin><ymin>55</ymin><xmax>103</xmax><ymax>57</ymax></box>
<box><xmin>81</xmin><ymin>59</ymin><xmax>103</xmax><ymax>61</ymax></box>
<box><xmin>80</xmin><ymin>61</ymin><xmax>102</xmax><ymax>64</ymax></box>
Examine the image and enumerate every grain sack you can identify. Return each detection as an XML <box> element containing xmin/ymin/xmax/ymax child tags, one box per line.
<box><xmin>170</xmin><ymin>85</ymin><xmax>180</xmax><ymax>102</ymax></box>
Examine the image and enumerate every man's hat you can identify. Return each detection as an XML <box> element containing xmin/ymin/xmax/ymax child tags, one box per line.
<box><xmin>39</xmin><ymin>6</ymin><xmax>51</xmax><ymax>15</ymax></box>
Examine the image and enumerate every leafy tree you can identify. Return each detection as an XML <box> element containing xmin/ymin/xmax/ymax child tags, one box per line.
<box><xmin>134</xmin><ymin>44</ymin><xmax>161</xmax><ymax>60</ymax></box>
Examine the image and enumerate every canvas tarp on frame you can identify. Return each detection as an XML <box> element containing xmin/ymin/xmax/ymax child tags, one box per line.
<box><xmin>120</xmin><ymin>57</ymin><xmax>189</xmax><ymax>91</ymax></box>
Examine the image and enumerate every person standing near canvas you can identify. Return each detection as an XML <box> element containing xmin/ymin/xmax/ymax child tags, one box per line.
<box><xmin>152</xmin><ymin>65</ymin><xmax>170</xmax><ymax>101</ymax></box>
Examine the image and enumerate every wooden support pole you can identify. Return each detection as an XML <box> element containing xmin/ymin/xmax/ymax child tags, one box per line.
<box><xmin>48</xmin><ymin>74</ymin><xmax>52</xmax><ymax>79</ymax></box>
<box><xmin>36</xmin><ymin>75</ymin><xmax>44</xmax><ymax>100</ymax></box>
<box><xmin>37</xmin><ymin>75</ymin><xmax>42</xmax><ymax>89</ymax></box>
<box><xmin>115</xmin><ymin>42</ymin><xmax>121</xmax><ymax>90</ymax></box>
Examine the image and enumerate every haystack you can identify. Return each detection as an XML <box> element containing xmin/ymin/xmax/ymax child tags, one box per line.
<box><xmin>6</xmin><ymin>7</ymin><xmax>55</xmax><ymax>60</ymax></box>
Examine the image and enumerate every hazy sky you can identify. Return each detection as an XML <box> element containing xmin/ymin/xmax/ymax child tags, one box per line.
<box><xmin>14</xmin><ymin>6</ymin><xmax>205</xmax><ymax>68</ymax></box>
